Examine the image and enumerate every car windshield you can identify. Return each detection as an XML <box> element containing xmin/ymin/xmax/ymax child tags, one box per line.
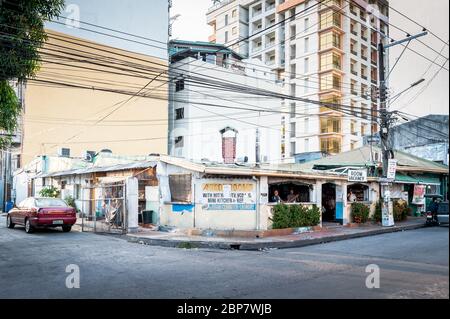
<box><xmin>35</xmin><ymin>198</ymin><xmax>68</xmax><ymax>208</ymax></box>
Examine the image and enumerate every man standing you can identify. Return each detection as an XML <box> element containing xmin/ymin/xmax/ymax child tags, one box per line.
<box><xmin>271</xmin><ymin>190</ymin><xmax>282</xmax><ymax>203</ymax></box>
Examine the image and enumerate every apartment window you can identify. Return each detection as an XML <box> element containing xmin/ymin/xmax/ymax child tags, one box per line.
<box><xmin>175</xmin><ymin>108</ymin><xmax>184</xmax><ymax>120</ymax></box>
<box><xmin>320</xmin><ymin>95</ymin><xmax>341</xmax><ymax>112</ymax></box>
<box><xmin>320</xmin><ymin>73</ymin><xmax>341</xmax><ymax>91</ymax></box>
<box><xmin>290</xmin><ymin>142</ymin><xmax>296</xmax><ymax>157</ymax></box>
<box><xmin>361</xmin><ymin>103</ymin><xmax>368</xmax><ymax>119</ymax></box>
<box><xmin>361</xmin><ymin>45</ymin><xmax>368</xmax><ymax>60</ymax></box>
<box><xmin>232</xmin><ymin>9</ymin><xmax>237</xmax><ymax>18</ymax></box>
<box><xmin>304</xmin><ymin>57</ymin><xmax>309</xmax><ymax>73</ymax></box>
<box><xmin>304</xmin><ymin>18</ymin><xmax>309</xmax><ymax>31</ymax></box>
<box><xmin>320</xmin><ymin>117</ymin><xmax>341</xmax><ymax>134</ymax></box>
<box><xmin>224</xmin><ymin>31</ymin><xmax>229</xmax><ymax>43</ymax></box>
<box><xmin>175</xmin><ymin>136</ymin><xmax>184</xmax><ymax>148</ymax></box>
<box><xmin>290</xmin><ymin>64</ymin><xmax>296</xmax><ymax>79</ymax></box>
<box><xmin>175</xmin><ymin>79</ymin><xmax>185</xmax><ymax>92</ymax></box>
<box><xmin>361</xmin><ymin>65</ymin><xmax>368</xmax><ymax>80</ymax></box>
<box><xmin>361</xmin><ymin>26</ymin><xmax>368</xmax><ymax>41</ymax></box>
<box><xmin>351</xmin><ymin>80</ymin><xmax>357</xmax><ymax>95</ymax></box>
<box><xmin>361</xmin><ymin>124</ymin><xmax>367</xmax><ymax>137</ymax></box>
<box><xmin>304</xmin><ymin>118</ymin><xmax>310</xmax><ymax>133</ymax></box>
<box><xmin>350</xmin><ymin>39</ymin><xmax>357</xmax><ymax>55</ymax></box>
<box><xmin>224</xmin><ymin>14</ymin><xmax>229</xmax><ymax>26</ymax></box>
<box><xmin>351</xmin><ymin>120</ymin><xmax>357</xmax><ymax>135</ymax></box>
<box><xmin>304</xmin><ymin>37</ymin><xmax>309</xmax><ymax>53</ymax></box>
<box><xmin>290</xmin><ymin>122</ymin><xmax>296</xmax><ymax>138</ymax></box>
<box><xmin>350</xmin><ymin>20</ymin><xmax>358</xmax><ymax>35</ymax></box>
<box><xmin>350</xmin><ymin>59</ymin><xmax>358</xmax><ymax>75</ymax></box>
<box><xmin>361</xmin><ymin>84</ymin><xmax>368</xmax><ymax>99</ymax></box>
<box><xmin>304</xmin><ymin>78</ymin><xmax>309</xmax><ymax>93</ymax></box>
<box><xmin>320</xmin><ymin>52</ymin><xmax>341</xmax><ymax>71</ymax></box>
<box><xmin>232</xmin><ymin>27</ymin><xmax>237</xmax><ymax>35</ymax></box>
<box><xmin>321</xmin><ymin>137</ymin><xmax>341</xmax><ymax>154</ymax></box>
<box><xmin>320</xmin><ymin>31</ymin><xmax>341</xmax><ymax>50</ymax></box>
<box><xmin>320</xmin><ymin>11</ymin><xmax>341</xmax><ymax>30</ymax></box>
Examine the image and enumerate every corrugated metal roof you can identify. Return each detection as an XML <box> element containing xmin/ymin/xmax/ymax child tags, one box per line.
<box><xmin>38</xmin><ymin>161</ymin><xmax>157</xmax><ymax>178</ymax></box>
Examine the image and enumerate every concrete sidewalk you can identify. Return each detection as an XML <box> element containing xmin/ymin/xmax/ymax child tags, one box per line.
<box><xmin>126</xmin><ymin>217</ymin><xmax>427</xmax><ymax>251</ymax></box>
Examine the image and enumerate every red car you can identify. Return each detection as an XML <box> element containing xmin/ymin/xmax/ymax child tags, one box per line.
<box><xmin>7</xmin><ymin>197</ymin><xmax>77</xmax><ymax>234</ymax></box>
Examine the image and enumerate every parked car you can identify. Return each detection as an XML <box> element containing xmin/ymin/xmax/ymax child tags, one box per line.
<box><xmin>6</xmin><ymin>197</ymin><xmax>77</xmax><ymax>233</ymax></box>
<box><xmin>425</xmin><ymin>195</ymin><xmax>449</xmax><ymax>226</ymax></box>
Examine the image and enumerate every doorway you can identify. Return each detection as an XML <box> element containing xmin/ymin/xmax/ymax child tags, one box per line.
<box><xmin>322</xmin><ymin>183</ymin><xmax>336</xmax><ymax>222</ymax></box>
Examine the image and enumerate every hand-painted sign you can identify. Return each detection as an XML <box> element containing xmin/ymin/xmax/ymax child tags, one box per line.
<box><xmin>387</xmin><ymin>159</ymin><xmax>398</xmax><ymax>180</ymax></box>
<box><xmin>348</xmin><ymin>169</ymin><xmax>368</xmax><ymax>182</ymax></box>
<box><xmin>201</xmin><ymin>183</ymin><xmax>256</xmax><ymax>211</ymax></box>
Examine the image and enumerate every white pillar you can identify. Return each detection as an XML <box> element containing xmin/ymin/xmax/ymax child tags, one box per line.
<box><xmin>315</xmin><ymin>180</ymin><xmax>323</xmax><ymax>227</ymax></box>
<box><xmin>126</xmin><ymin>177</ymin><xmax>139</xmax><ymax>233</ymax></box>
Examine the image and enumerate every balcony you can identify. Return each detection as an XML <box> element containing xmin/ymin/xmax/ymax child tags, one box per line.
<box><xmin>208</xmin><ymin>34</ymin><xmax>216</xmax><ymax>43</ymax></box>
<box><xmin>319</xmin><ymin>0</ymin><xmax>342</xmax><ymax>11</ymax></box>
<box><xmin>276</xmin><ymin>0</ymin><xmax>305</xmax><ymax>13</ymax></box>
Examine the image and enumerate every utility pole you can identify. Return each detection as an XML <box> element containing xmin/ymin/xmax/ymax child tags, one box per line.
<box><xmin>378</xmin><ymin>31</ymin><xmax>428</xmax><ymax>225</ymax></box>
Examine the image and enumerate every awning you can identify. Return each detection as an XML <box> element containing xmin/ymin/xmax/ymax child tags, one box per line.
<box><xmin>417</xmin><ymin>175</ymin><xmax>441</xmax><ymax>186</ymax></box>
<box><xmin>395</xmin><ymin>173</ymin><xmax>419</xmax><ymax>184</ymax></box>
<box><xmin>96</xmin><ymin>176</ymin><xmax>130</xmax><ymax>185</ymax></box>
<box><xmin>394</xmin><ymin>173</ymin><xmax>441</xmax><ymax>186</ymax></box>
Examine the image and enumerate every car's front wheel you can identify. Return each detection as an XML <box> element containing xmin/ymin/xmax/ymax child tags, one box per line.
<box><xmin>25</xmin><ymin>219</ymin><xmax>35</xmax><ymax>234</ymax></box>
<box><xmin>6</xmin><ymin>216</ymin><xmax>15</xmax><ymax>229</ymax></box>
<box><xmin>62</xmin><ymin>225</ymin><xmax>72</xmax><ymax>233</ymax></box>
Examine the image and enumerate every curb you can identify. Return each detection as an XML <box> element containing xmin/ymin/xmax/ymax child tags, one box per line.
<box><xmin>125</xmin><ymin>222</ymin><xmax>426</xmax><ymax>251</ymax></box>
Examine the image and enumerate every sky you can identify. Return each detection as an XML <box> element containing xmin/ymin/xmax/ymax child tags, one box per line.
<box><xmin>46</xmin><ymin>0</ymin><xmax>169</xmax><ymax>59</ymax></box>
<box><xmin>171</xmin><ymin>0</ymin><xmax>449</xmax><ymax>117</ymax></box>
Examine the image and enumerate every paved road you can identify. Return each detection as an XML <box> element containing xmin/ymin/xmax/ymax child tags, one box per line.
<box><xmin>0</xmin><ymin>215</ymin><xmax>448</xmax><ymax>299</ymax></box>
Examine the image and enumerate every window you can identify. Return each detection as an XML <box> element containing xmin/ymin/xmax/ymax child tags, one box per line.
<box><xmin>304</xmin><ymin>78</ymin><xmax>309</xmax><ymax>93</ymax></box>
<box><xmin>175</xmin><ymin>136</ymin><xmax>184</xmax><ymax>148</ymax></box>
<box><xmin>320</xmin><ymin>73</ymin><xmax>341</xmax><ymax>91</ymax></box>
<box><xmin>320</xmin><ymin>31</ymin><xmax>341</xmax><ymax>50</ymax></box>
<box><xmin>290</xmin><ymin>142</ymin><xmax>296</xmax><ymax>157</ymax></box>
<box><xmin>351</xmin><ymin>121</ymin><xmax>357</xmax><ymax>135</ymax></box>
<box><xmin>304</xmin><ymin>57</ymin><xmax>309</xmax><ymax>73</ymax></box>
<box><xmin>320</xmin><ymin>117</ymin><xmax>341</xmax><ymax>134</ymax></box>
<box><xmin>320</xmin><ymin>11</ymin><xmax>341</xmax><ymax>30</ymax></box>
<box><xmin>168</xmin><ymin>174</ymin><xmax>192</xmax><ymax>203</ymax></box>
<box><xmin>175</xmin><ymin>79</ymin><xmax>185</xmax><ymax>92</ymax></box>
<box><xmin>232</xmin><ymin>27</ymin><xmax>237</xmax><ymax>35</ymax></box>
<box><xmin>320</xmin><ymin>52</ymin><xmax>341</xmax><ymax>71</ymax></box>
<box><xmin>320</xmin><ymin>137</ymin><xmax>341</xmax><ymax>154</ymax></box>
<box><xmin>304</xmin><ymin>18</ymin><xmax>309</xmax><ymax>31</ymax></box>
<box><xmin>175</xmin><ymin>108</ymin><xmax>184</xmax><ymax>120</ymax></box>
<box><xmin>225</xmin><ymin>14</ymin><xmax>229</xmax><ymax>26</ymax></box>
<box><xmin>304</xmin><ymin>37</ymin><xmax>309</xmax><ymax>53</ymax></box>
<box><xmin>35</xmin><ymin>198</ymin><xmax>68</xmax><ymax>208</ymax></box>
<box><xmin>224</xmin><ymin>31</ymin><xmax>229</xmax><ymax>43</ymax></box>
<box><xmin>232</xmin><ymin>9</ymin><xmax>237</xmax><ymax>18</ymax></box>
<box><xmin>304</xmin><ymin>118</ymin><xmax>310</xmax><ymax>133</ymax></box>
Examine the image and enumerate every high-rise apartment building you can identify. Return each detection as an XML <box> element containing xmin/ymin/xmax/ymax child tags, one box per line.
<box><xmin>207</xmin><ymin>0</ymin><xmax>389</xmax><ymax>162</ymax></box>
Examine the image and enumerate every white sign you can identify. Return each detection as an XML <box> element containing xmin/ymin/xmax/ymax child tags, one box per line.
<box><xmin>348</xmin><ymin>169</ymin><xmax>368</xmax><ymax>182</ymax></box>
<box><xmin>387</xmin><ymin>159</ymin><xmax>398</xmax><ymax>180</ymax></box>
<box><xmin>382</xmin><ymin>201</ymin><xmax>395</xmax><ymax>227</ymax></box>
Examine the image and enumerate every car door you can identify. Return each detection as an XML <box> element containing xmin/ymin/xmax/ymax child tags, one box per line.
<box><xmin>10</xmin><ymin>199</ymin><xmax>26</xmax><ymax>224</ymax></box>
<box><xmin>18</xmin><ymin>198</ymin><xmax>32</xmax><ymax>225</ymax></box>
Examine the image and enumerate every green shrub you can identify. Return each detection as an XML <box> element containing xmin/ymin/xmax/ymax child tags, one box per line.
<box><xmin>271</xmin><ymin>204</ymin><xmax>321</xmax><ymax>229</ymax></box>
<box><xmin>351</xmin><ymin>203</ymin><xmax>370</xmax><ymax>224</ymax></box>
<box><xmin>372</xmin><ymin>200</ymin><xmax>382</xmax><ymax>223</ymax></box>
<box><xmin>393</xmin><ymin>199</ymin><xmax>410</xmax><ymax>222</ymax></box>
<box><xmin>64</xmin><ymin>196</ymin><xmax>78</xmax><ymax>211</ymax></box>
<box><xmin>39</xmin><ymin>186</ymin><xmax>60</xmax><ymax>198</ymax></box>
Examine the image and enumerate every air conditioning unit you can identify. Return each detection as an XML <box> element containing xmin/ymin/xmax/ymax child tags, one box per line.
<box><xmin>83</xmin><ymin>151</ymin><xmax>96</xmax><ymax>162</ymax></box>
<box><xmin>58</xmin><ymin>148</ymin><xmax>71</xmax><ymax>158</ymax></box>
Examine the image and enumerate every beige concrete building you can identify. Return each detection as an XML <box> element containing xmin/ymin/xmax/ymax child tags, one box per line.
<box><xmin>21</xmin><ymin>30</ymin><xmax>169</xmax><ymax>165</ymax></box>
